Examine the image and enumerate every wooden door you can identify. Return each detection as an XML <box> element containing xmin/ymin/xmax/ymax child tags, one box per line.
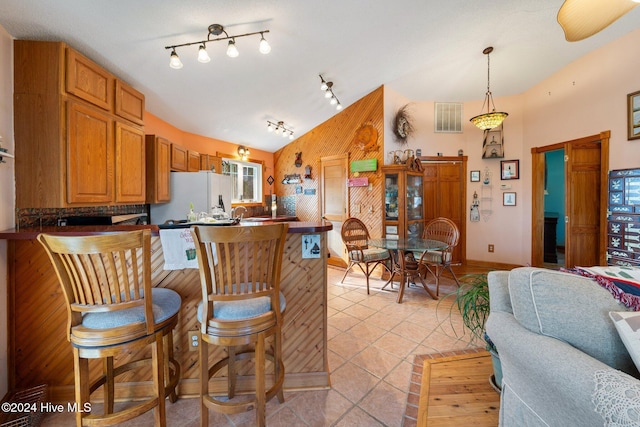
<box><xmin>321</xmin><ymin>154</ymin><xmax>349</xmax><ymax>266</ymax></box>
<box><xmin>66</xmin><ymin>100</ymin><xmax>113</xmax><ymax>204</ymax></box>
<box><xmin>565</xmin><ymin>136</ymin><xmax>607</xmax><ymax>267</ymax></box>
<box><xmin>422</xmin><ymin>158</ymin><xmax>466</xmax><ymax>265</ymax></box>
<box><xmin>531</xmin><ymin>132</ymin><xmax>609</xmax><ymax>267</ymax></box>
<box><xmin>115</xmin><ymin>122</ymin><xmax>145</xmax><ymax>203</ymax></box>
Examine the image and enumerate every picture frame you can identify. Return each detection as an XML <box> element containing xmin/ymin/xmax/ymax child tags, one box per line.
<box><xmin>470</xmin><ymin>170</ymin><xmax>481</xmax><ymax>182</ymax></box>
<box><xmin>500</xmin><ymin>159</ymin><xmax>519</xmax><ymax>180</ymax></box>
<box><xmin>503</xmin><ymin>192</ymin><xmax>516</xmax><ymax>206</ymax></box>
<box><xmin>482</xmin><ymin>124</ymin><xmax>504</xmax><ymax>159</ymax></box>
<box><xmin>628</xmin><ymin>90</ymin><xmax>640</xmax><ymax>140</ymax></box>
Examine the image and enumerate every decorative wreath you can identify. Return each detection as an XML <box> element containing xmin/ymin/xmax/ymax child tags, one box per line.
<box><xmin>393</xmin><ymin>104</ymin><xmax>415</xmax><ymax>144</ymax></box>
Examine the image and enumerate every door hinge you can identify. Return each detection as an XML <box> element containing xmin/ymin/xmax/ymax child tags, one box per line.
<box><xmin>565</xmin><ymin>215</ymin><xmax>569</xmax><ymax>223</ymax></box>
<box><xmin>564</xmin><ymin>155</ymin><xmax>569</xmax><ymax>162</ymax></box>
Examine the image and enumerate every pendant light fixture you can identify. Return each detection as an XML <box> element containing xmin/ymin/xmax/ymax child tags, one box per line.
<box><xmin>165</xmin><ymin>24</ymin><xmax>270</xmax><ymax>68</ymax></box>
<box><xmin>470</xmin><ymin>47</ymin><xmax>508</xmax><ymax>130</ymax></box>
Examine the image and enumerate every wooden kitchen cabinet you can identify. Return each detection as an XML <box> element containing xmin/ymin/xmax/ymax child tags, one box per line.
<box><xmin>187</xmin><ymin>150</ymin><xmax>201</xmax><ymax>172</ymax></box>
<box><xmin>66</xmin><ymin>100</ymin><xmax>114</xmax><ymax>204</ymax></box>
<box><xmin>14</xmin><ymin>40</ymin><xmax>146</xmax><ymax>208</ymax></box>
<box><xmin>145</xmin><ymin>135</ymin><xmax>171</xmax><ymax>203</ymax></box>
<box><xmin>200</xmin><ymin>154</ymin><xmax>222</xmax><ymax>173</ymax></box>
<box><xmin>170</xmin><ymin>143</ymin><xmax>188</xmax><ymax>171</ymax></box>
<box><xmin>115</xmin><ymin>122</ymin><xmax>146</xmax><ymax>203</ymax></box>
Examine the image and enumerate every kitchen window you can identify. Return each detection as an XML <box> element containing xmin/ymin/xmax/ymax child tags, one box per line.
<box><xmin>224</xmin><ymin>159</ymin><xmax>263</xmax><ymax>204</ymax></box>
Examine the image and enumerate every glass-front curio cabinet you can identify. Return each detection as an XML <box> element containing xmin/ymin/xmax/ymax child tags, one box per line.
<box><xmin>382</xmin><ymin>165</ymin><xmax>424</xmax><ymax>239</ymax></box>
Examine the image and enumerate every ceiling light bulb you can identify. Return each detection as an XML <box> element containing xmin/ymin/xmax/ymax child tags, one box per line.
<box><xmin>275</xmin><ymin>127</ymin><xmax>281</xmax><ymax>135</ymax></box>
<box><xmin>320</xmin><ymin>81</ymin><xmax>328</xmax><ymax>91</ymax></box>
<box><xmin>267</xmin><ymin>123</ymin><xmax>273</xmax><ymax>132</ymax></box>
<box><xmin>169</xmin><ymin>50</ymin><xmax>183</xmax><ymax>69</ymax></box>
<box><xmin>259</xmin><ymin>35</ymin><xmax>271</xmax><ymax>54</ymax></box>
<box><xmin>197</xmin><ymin>44</ymin><xmax>211</xmax><ymax>63</ymax></box>
<box><xmin>336</xmin><ymin>103</ymin><xmax>343</xmax><ymax>111</ymax></box>
<box><xmin>281</xmin><ymin>130</ymin><xmax>288</xmax><ymax>137</ymax></box>
<box><xmin>226</xmin><ymin>40</ymin><xmax>239</xmax><ymax>58</ymax></box>
<box><xmin>330</xmin><ymin>96</ymin><xmax>337</xmax><ymax>105</ymax></box>
<box><xmin>289</xmin><ymin>132</ymin><xmax>294</xmax><ymax>140</ymax></box>
<box><xmin>324</xmin><ymin>90</ymin><xmax>332</xmax><ymax>99</ymax></box>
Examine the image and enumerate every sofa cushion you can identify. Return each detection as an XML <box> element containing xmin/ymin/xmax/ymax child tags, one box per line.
<box><xmin>610</xmin><ymin>311</ymin><xmax>640</xmax><ymax>372</ymax></box>
<box><xmin>508</xmin><ymin>267</ymin><xmax>633</xmax><ymax>371</ymax></box>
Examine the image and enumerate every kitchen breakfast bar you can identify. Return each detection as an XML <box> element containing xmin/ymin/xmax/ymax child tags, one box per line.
<box><xmin>0</xmin><ymin>220</ymin><xmax>332</xmax><ymax>402</ymax></box>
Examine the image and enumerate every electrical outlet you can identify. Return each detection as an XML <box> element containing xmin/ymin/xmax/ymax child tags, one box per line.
<box><xmin>188</xmin><ymin>330</ymin><xmax>199</xmax><ymax>351</ymax></box>
<box><xmin>488</xmin><ymin>244</ymin><xmax>494</xmax><ymax>253</ymax></box>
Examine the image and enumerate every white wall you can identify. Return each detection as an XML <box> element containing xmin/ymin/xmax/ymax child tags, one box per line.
<box><xmin>385</xmin><ymin>28</ymin><xmax>640</xmax><ymax>266</ymax></box>
<box><xmin>0</xmin><ymin>24</ymin><xmax>14</xmax><ymax>399</ymax></box>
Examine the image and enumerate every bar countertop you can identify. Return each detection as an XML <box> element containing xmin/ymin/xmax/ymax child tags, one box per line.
<box><xmin>0</xmin><ymin>220</ymin><xmax>332</xmax><ymax>240</ymax></box>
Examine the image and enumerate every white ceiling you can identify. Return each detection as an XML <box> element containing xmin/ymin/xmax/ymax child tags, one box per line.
<box><xmin>1</xmin><ymin>0</ymin><xmax>639</xmax><ymax>153</ymax></box>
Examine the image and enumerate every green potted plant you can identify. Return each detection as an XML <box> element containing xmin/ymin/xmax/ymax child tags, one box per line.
<box><xmin>441</xmin><ymin>273</ymin><xmax>502</xmax><ymax>392</ymax></box>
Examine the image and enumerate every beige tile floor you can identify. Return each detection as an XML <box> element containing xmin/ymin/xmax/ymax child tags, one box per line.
<box><xmin>41</xmin><ymin>266</ymin><xmax>479</xmax><ymax>426</ymax></box>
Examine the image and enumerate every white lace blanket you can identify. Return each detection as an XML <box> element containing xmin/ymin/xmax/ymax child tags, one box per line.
<box><xmin>593</xmin><ymin>370</ymin><xmax>640</xmax><ymax>426</ymax></box>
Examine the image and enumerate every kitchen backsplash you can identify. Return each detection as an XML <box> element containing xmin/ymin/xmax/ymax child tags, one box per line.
<box><xmin>16</xmin><ymin>205</ymin><xmax>147</xmax><ymax>228</ymax></box>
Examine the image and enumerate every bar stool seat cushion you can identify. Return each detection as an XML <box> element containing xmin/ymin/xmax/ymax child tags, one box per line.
<box><xmin>197</xmin><ymin>290</ymin><xmax>286</xmax><ymax>321</ymax></box>
<box><xmin>82</xmin><ymin>288</ymin><xmax>181</xmax><ymax>330</ymax></box>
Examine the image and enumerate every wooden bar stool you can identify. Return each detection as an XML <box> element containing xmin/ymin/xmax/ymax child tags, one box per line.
<box><xmin>37</xmin><ymin>230</ymin><xmax>181</xmax><ymax>427</ymax></box>
<box><xmin>190</xmin><ymin>223</ymin><xmax>288</xmax><ymax>427</ymax></box>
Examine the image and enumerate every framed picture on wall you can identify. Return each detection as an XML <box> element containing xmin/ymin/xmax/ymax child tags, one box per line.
<box><xmin>503</xmin><ymin>192</ymin><xmax>516</xmax><ymax>206</ymax></box>
<box><xmin>628</xmin><ymin>90</ymin><xmax>640</xmax><ymax>140</ymax></box>
<box><xmin>470</xmin><ymin>170</ymin><xmax>481</xmax><ymax>182</ymax></box>
<box><xmin>482</xmin><ymin>124</ymin><xmax>504</xmax><ymax>159</ymax></box>
<box><xmin>500</xmin><ymin>160</ymin><xmax>519</xmax><ymax>180</ymax></box>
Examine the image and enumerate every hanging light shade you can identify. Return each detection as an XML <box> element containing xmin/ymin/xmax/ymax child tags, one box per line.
<box><xmin>259</xmin><ymin>33</ymin><xmax>271</xmax><ymax>54</ymax></box>
<box><xmin>197</xmin><ymin>44</ymin><xmax>211</xmax><ymax>63</ymax></box>
<box><xmin>226</xmin><ymin>39</ymin><xmax>239</xmax><ymax>57</ymax></box>
<box><xmin>470</xmin><ymin>47</ymin><xmax>508</xmax><ymax>130</ymax></box>
<box><xmin>169</xmin><ymin>49</ymin><xmax>183</xmax><ymax>69</ymax></box>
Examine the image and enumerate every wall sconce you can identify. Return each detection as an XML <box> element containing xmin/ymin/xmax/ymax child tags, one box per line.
<box><xmin>0</xmin><ymin>135</ymin><xmax>14</xmax><ymax>164</ymax></box>
<box><xmin>237</xmin><ymin>145</ymin><xmax>250</xmax><ymax>161</ymax></box>
<box><xmin>319</xmin><ymin>75</ymin><xmax>342</xmax><ymax>111</ymax></box>
<box><xmin>165</xmin><ymin>23</ymin><xmax>270</xmax><ymax>69</ymax></box>
<box><xmin>267</xmin><ymin>121</ymin><xmax>294</xmax><ymax>140</ymax></box>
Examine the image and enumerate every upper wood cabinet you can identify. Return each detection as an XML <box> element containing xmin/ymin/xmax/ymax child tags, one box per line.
<box><xmin>115</xmin><ymin>80</ymin><xmax>145</xmax><ymax>125</ymax></box>
<box><xmin>145</xmin><ymin>135</ymin><xmax>171</xmax><ymax>204</ymax></box>
<box><xmin>116</xmin><ymin>122</ymin><xmax>146</xmax><ymax>203</ymax></box>
<box><xmin>66</xmin><ymin>48</ymin><xmax>114</xmax><ymax>111</ymax></box>
<box><xmin>200</xmin><ymin>154</ymin><xmax>222</xmax><ymax>173</ymax></box>
<box><xmin>14</xmin><ymin>40</ymin><xmax>146</xmax><ymax>208</ymax></box>
<box><xmin>66</xmin><ymin>100</ymin><xmax>114</xmax><ymax>204</ymax></box>
<box><xmin>187</xmin><ymin>150</ymin><xmax>201</xmax><ymax>172</ymax></box>
<box><xmin>170</xmin><ymin>144</ymin><xmax>188</xmax><ymax>171</ymax></box>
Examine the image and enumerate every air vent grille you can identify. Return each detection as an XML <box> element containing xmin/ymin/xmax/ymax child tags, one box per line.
<box><xmin>435</xmin><ymin>102</ymin><xmax>463</xmax><ymax>133</ymax></box>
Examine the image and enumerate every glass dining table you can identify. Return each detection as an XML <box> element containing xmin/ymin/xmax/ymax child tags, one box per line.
<box><xmin>368</xmin><ymin>237</ymin><xmax>447</xmax><ymax>303</ymax></box>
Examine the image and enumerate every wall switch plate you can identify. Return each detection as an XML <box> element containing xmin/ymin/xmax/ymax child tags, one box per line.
<box><xmin>188</xmin><ymin>330</ymin><xmax>199</xmax><ymax>351</ymax></box>
<box><xmin>488</xmin><ymin>244</ymin><xmax>495</xmax><ymax>253</ymax></box>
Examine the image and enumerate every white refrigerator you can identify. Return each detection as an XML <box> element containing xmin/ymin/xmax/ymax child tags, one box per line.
<box><xmin>150</xmin><ymin>171</ymin><xmax>232</xmax><ymax>224</ymax></box>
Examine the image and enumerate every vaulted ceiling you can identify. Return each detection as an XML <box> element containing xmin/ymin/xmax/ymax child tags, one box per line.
<box><xmin>1</xmin><ymin>1</ymin><xmax>638</xmax><ymax>152</ymax></box>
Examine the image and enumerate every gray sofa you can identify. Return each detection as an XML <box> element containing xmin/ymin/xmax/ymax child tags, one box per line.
<box><xmin>486</xmin><ymin>267</ymin><xmax>640</xmax><ymax>426</ymax></box>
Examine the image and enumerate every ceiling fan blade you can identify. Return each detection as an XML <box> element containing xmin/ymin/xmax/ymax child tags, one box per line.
<box><xmin>557</xmin><ymin>0</ymin><xmax>638</xmax><ymax>42</ymax></box>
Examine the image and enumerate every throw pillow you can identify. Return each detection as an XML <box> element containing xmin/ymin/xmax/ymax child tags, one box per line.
<box><xmin>610</xmin><ymin>311</ymin><xmax>640</xmax><ymax>371</ymax></box>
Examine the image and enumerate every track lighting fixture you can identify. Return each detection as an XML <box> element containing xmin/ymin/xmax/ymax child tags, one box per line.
<box><xmin>267</xmin><ymin>121</ymin><xmax>294</xmax><ymax>140</ymax></box>
<box><xmin>165</xmin><ymin>23</ymin><xmax>270</xmax><ymax>68</ymax></box>
<box><xmin>319</xmin><ymin>75</ymin><xmax>342</xmax><ymax>111</ymax></box>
